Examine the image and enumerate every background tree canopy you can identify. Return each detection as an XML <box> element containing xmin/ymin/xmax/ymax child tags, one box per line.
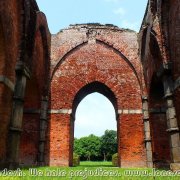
<box><xmin>100</xmin><ymin>130</ymin><xmax>117</xmax><ymax>161</ymax></box>
<box><xmin>74</xmin><ymin>130</ymin><xmax>117</xmax><ymax>161</ymax></box>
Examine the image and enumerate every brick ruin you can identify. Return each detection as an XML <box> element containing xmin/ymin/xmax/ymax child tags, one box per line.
<box><xmin>0</xmin><ymin>0</ymin><xmax>179</xmax><ymax>171</ymax></box>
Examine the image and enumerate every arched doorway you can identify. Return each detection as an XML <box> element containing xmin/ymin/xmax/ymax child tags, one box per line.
<box><xmin>74</xmin><ymin>92</ymin><xmax>116</xmax><ymax>138</ymax></box>
<box><xmin>71</xmin><ymin>82</ymin><xmax>118</xmax><ymax>166</ymax></box>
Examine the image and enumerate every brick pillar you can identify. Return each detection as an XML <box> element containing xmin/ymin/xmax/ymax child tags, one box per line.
<box><xmin>142</xmin><ymin>96</ymin><xmax>153</xmax><ymax>168</ymax></box>
<box><xmin>118</xmin><ymin>113</ymin><xmax>146</xmax><ymax>167</ymax></box>
<box><xmin>69</xmin><ymin>114</ymin><xmax>75</xmax><ymax>167</ymax></box>
<box><xmin>38</xmin><ymin>96</ymin><xmax>48</xmax><ymax>166</ymax></box>
<box><xmin>7</xmin><ymin>61</ymin><xmax>30</xmax><ymax>169</ymax></box>
<box><xmin>163</xmin><ymin>75</ymin><xmax>180</xmax><ymax>171</ymax></box>
<box><xmin>116</xmin><ymin>113</ymin><xmax>120</xmax><ymax>167</ymax></box>
<box><xmin>49</xmin><ymin>113</ymin><xmax>71</xmax><ymax>166</ymax></box>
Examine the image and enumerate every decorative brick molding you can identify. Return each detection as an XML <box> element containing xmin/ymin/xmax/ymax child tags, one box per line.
<box><xmin>49</xmin><ymin>109</ymin><xmax>72</xmax><ymax>114</ymax></box>
<box><xmin>118</xmin><ymin>109</ymin><xmax>142</xmax><ymax>114</ymax></box>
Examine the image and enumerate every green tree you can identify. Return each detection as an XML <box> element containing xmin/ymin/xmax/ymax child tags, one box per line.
<box><xmin>100</xmin><ymin>130</ymin><xmax>117</xmax><ymax>161</ymax></box>
<box><xmin>74</xmin><ymin>134</ymin><xmax>101</xmax><ymax>161</ymax></box>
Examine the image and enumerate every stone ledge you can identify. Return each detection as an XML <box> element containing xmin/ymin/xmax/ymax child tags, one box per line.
<box><xmin>118</xmin><ymin>109</ymin><xmax>142</xmax><ymax>114</ymax></box>
<box><xmin>49</xmin><ymin>109</ymin><xmax>72</xmax><ymax>114</ymax></box>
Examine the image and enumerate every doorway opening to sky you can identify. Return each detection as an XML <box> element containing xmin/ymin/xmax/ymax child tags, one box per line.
<box><xmin>74</xmin><ymin>92</ymin><xmax>117</xmax><ymax>167</ymax></box>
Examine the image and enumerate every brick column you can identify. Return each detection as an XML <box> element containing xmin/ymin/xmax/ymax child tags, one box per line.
<box><xmin>163</xmin><ymin>75</ymin><xmax>180</xmax><ymax>171</ymax></box>
<box><xmin>7</xmin><ymin>61</ymin><xmax>30</xmax><ymax>169</ymax></box>
<box><xmin>38</xmin><ymin>96</ymin><xmax>48</xmax><ymax>166</ymax></box>
<box><xmin>142</xmin><ymin>96</ymin><xmax>153</xmax><ymax>168</ymax></box>
<box><xmin>49</xmin><ymin>112</ymin><xmax>71</xmax><ymax>166</ymax></box>
<box><xmin>69</xmin><ymin>114</ymin><xmax>75</xmax><ymax>167</ymax></box>
<box><xmin>116</xmin><ymin>113</ymin><xmax>120</xmax><ymax>167</ymax></box>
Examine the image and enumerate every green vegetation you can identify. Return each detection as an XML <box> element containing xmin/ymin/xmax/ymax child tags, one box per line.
<box><xmin>112</xmin><ymin>153</ymin><xmax>119</xmax><ymax>167</ymax></box>
<box><xmin>74</xmin><ymin>134</ymin><xmax>102</xmax><ymax>161</ymax></box>
<box><xmin>73</xmin><ymin>153</ymin><xmax>80</xmax><ymax>167</ymax></box>
<box><xmin>74</xmin><ymin>130</ymin><xmax>117</xmax><ymax>161</ymax></box>
<box><xmin>80</xmin><ymin>161</ymin><xmax>113</xmax><ymax>167</ymax></box>
<box><xmin>0</xmin><ymin>162</ymin><xmax>179</xmax><ymax>180</ymax></box>
<box><xmin>101</xmin><ymin>130</ymin><xmax>117</xmax><ymax>161</ymax></box>
<box><xmin>1</xmin><ymin>131</ymin><xmax>178</xmax><ymax>179</ymax></box>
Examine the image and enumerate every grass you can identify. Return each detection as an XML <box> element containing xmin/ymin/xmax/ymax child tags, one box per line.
<box><xmin>80</xmin><ymin>161</ymin><xmax>113</xmax><ymax>167</ymax></box>
<box><xmin>0</xmin><ymin>161</ymin><xmax>179</xmax><ymax>180</ymax></box>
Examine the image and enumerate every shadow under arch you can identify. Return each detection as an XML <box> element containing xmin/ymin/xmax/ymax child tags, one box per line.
<box><xmin>149</xmin><ymin>74</ymin><xmax>171</xmax><ymax>168</ymax></box>
<box><xmin>72</xmin><ymin>81</ymin><xmax>118</xmax><ymax>119</ymax></box>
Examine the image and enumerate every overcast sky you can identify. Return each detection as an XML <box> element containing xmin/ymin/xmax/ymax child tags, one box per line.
<box><xmin>36</xmin><ymin>0</ymin><xmax>148</xmax><ymax>138</ymax></box>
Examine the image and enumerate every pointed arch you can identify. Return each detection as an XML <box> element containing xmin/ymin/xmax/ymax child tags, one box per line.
<box><xmin>51</xmin><ymin>40</ymin><xmax>142</xmax><ymax>91</ymax></box>
<box><xmin>72</xmin><ymin>81</ymin><xmax>118</xmax><ymax>117</ymax></box>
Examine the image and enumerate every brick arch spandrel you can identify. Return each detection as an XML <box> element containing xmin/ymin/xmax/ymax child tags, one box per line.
<box><xmin>51</xmin><ymin>42</ymin><xmax>142</xmax><ymax>110</ymax></box>
<box><xmin>51</xmin><ymin>28</ymin><xmax>143</xmax><ymax>89</ymax></box>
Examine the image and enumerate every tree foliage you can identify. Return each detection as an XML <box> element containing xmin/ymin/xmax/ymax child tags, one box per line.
<box><xmin>74</xmin><ymin>134</ymin><xmax>101</xmax><ymax>161</ymax></box>
<box><xmin>100</xmin><ymin>130</ymin><xmax>117</xmax><ymax>161</ymax></box>
<box><xmin>74</xmin><ymin>130</ymin><xmax>117</xmax><ymax>161</ymax></box>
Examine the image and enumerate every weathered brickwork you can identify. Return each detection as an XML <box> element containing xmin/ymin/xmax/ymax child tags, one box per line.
<box><xmin>20</xmin><ymin>10</ymin><xmax>50</xmax><ymax>167</ymax></box>
<box><xmin>168</xmin><ymin>0</ymin><xmax>180</xmax><ymax>130</ymax></box>
<box><xmin>0</xmin><ymin>0</ymin><xmax>179</xmax><ymax>170</ymax></box>
<box><xmin>0</xmin><ymin>0</ymin><xmax>50</xmax><ymax>168</ymax></box>
<box><xmin>49</xmin><ymin>24</ymin><xmax>146</xmax><ymax>167</ymax></box>
<box><xmin>139</xmin><ymin>0</ymin><xmax>180</xmax><ymax>170</ymax></box>
<box><xmin>0</xmin><ymin>0</ymin><xmax>22</xmax><ymax>167</ymax></box>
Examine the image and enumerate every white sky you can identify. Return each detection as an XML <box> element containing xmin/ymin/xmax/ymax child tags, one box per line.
<box><xmin>75</xmin><ymin>93</ymin><xmax>116</xmax><ymax>138</ymax></box>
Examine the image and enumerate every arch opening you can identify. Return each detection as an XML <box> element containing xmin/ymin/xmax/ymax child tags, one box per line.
<box><xmin>72</xmin><ymin>81</ymin><xmax>118</xmax><ymax>118</ymax></box>
<box><xmin>75</xmin><ymin>92</ymin><xmax>117</xmax><ymax>138</ymax></box>
<box><xmin>71</xmin><ymin>81</ymin><xmax>118</xmax><ymax>166</ymax></box>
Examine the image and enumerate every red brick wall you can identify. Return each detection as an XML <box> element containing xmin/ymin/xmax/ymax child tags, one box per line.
<box><xmin>20</xmin><ymin>79</ymin><xmax>40</xmax><ymax>166</ymax></box>
<box><xmin>0</xmin><ymin>85</ymin><xmax>12</xmax><ymax>166</ymax></box>
<box><xmin>139</xmin><ymin>0</ymin><xmax>180</xmax><ymax>167</ymax></box>
<box><xmin>149</xmin><ymin>87</ymin><xmax>171</xmax><ymax>166</ymax></box>
<box><xmin>168</xmin><ymin>0</ymin><xmax>180</xmax><ymax>126</ymax></box>
<box><xmin>168</xmin><ymin>0</ymin><xmax>180</xmax><ymax>80</ymax></box>
<box><xmin>0</xmin><ymin>0</ymin><xmax>179</xmax><ymax>169</ymax></box>
<box><xmin>19</xmin><ymin>12</ymin><xmax>51</xmax><ymax>166</ymax></box>
<box><xmin>48</xmin><ymin>114</ymin><xmax>71</xmax><ymax>166</ymax></box>
<box><xmin>148</xmin><ymin>79</ymin><xmax>171</xmax><ymax>167</ymax></box>
<box><xmin>119</xmin><ymin>114</ymin><xmax>146</xmax><ymax>167</ymax></box>
<box><xmin>0</xmin><ymin>0</ymin><xmax>22</xmax><ymax>167</ymax></box>
<box><xmin>150</xmin><ymin>114</ymin><xmax>171</xmax><ymax>165</ymax></box>
<box><xmin>49</xmin><ymin>24</ymin><xmax>146</xmax><ymax>167</ymax></box>
<box><xmin>174</xmin><ymin>91</ymin><xmax>180</xmax><ymax>128</ymax></box>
